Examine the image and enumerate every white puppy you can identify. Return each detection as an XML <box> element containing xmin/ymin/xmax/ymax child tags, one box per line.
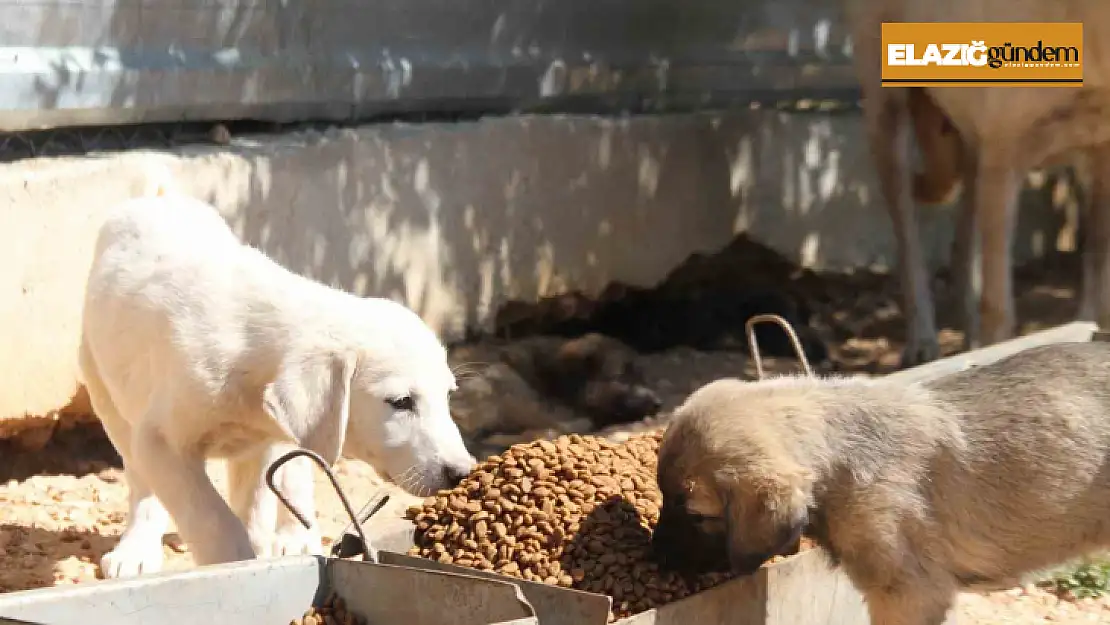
<box><xmin>79</xmin><ymin>189</ymin><xmax>476</xmax><ymax>579</ymax></box>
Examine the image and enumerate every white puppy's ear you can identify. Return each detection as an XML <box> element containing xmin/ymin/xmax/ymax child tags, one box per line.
<box><xmin>262</xmin><ymin>352</ymin><xmax>358</xmax><ymax>465</ymax></box>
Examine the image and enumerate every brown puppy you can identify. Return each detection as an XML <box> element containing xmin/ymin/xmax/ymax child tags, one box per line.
<box><xmin>652</xmin><ymin>341</ymin><xmax>1110</xmax><ymax>625</ymax></box>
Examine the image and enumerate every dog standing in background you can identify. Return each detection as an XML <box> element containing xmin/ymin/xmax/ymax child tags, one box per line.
<box><xmin>80</xmin><ymin>187</ymin><xmax>476</xmax><ymax>579</ymax></box>
<box><xmin>848</xmin><ymin>0</ymin><xmax>1110</xmax><ymax>366</ymax></box>
<box><xmin>652</xmin><ymin>341</ymin><xmax>1110</xmax><ymax>625</ymax></box>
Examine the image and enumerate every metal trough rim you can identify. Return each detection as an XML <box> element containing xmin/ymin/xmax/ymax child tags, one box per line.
<box><xmin>0</xmin><ymin>555</ymin><xmax>540</xmax><ymax>625</ymax></box>
<box><xmin>371</xmin><ymin>523</ymin><xmax>849</xmax><ymax>625</ymax></box>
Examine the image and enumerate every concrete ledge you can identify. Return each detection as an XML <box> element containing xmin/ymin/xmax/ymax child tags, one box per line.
<box><xmin>885</xmin><ymin>321</ymin><xmax>1098</xmax><ymax>386</ymax></box>
<box><xmin>0</xmin><ymin>0</ymin><xmax>856</xmax><ymax>131</ymax></box>
<box><xmin>1</xmin><ymin>110</ymin><xmax>1075</xmax><ymax>428</ymax></box>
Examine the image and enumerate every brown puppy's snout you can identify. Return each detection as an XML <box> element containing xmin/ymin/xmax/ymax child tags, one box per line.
<box><xmin>651</xmin><ymin>505</ymin><xmax>730</xmax><ymax>574</ymax></box>
<box><xmin>649</xmin><ymin>507</ymin><xmax>687</xmax><ymax>568</ymax></box>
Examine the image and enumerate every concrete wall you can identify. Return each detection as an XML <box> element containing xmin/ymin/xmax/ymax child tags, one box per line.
<box><xmin>1</xmin><ymin>109</ymin><xmax>1078</xmax><ymax>432</ymax></box>
<box><xmin>0</xmin><ymin>0</ymin><xmax>855</xmax><ymax>131</ymax></box>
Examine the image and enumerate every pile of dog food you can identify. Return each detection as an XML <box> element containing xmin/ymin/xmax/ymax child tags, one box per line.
<box><xmin>289</xmin><ymin>593</ymin><xmax>364</xmax><ymax>625</ymax></box>
<box><xmin>406</xmin><ymin>432</ymin><xmax>810</xmax><ymax>620</ymax></box>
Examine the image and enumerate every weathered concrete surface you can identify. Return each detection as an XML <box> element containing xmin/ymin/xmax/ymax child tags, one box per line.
<box><xmin>0</xmin><ymin>0</ymin><xmax>855</xmax><ymax>131</ymax></box>
<box><xmin>0</xmin><ymin>110</ymin><xmax>1076</xmax><ymax>431</ymax></box>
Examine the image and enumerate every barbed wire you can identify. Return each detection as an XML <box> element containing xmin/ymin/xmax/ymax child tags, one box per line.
<box><xmin>0</xmin><ymin>98</ymin><xmax>861</xmax><ymax>164</ymax></box>
<box><xmin>0</xmin><ymin>114</ymin><xmax>483</xmax><ymax>163</ymax></box>
<box><xmin>0</xmin><ymin>120</ymin><xmax>289</xmax><ymax>163</ymax></box>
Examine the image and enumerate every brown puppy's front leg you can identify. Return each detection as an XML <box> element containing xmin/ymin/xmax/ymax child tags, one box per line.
<box><xmin>863</xmin><ymin>585</ymin><xmax>956</xmax><ymax>625</ymax></box>
<box><xmin>865</xmin><ymin>88</ymin><xmax>941</xmax><ymax>366</ymax></box>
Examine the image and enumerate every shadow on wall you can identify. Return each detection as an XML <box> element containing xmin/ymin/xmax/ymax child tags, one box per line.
<box><xmin>26</xmin><ymin>1</ymin><xmax>280</xmax><ymax>116</ymax></box>
<box><xmin>19</xmin><ymin>0</ymin><xmax>1079</xmax><ymax>341</ymax></box>
<box><xmin>151</xmin><ymin>109</ymin><xmax>1080</xmax><ymax>343</ymax></box>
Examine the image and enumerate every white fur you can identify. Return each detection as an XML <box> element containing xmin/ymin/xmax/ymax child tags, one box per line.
<box><xmin>79</xmin><ymin>190</ymin><xmax>475</xmax><ymax>579</ymax></box>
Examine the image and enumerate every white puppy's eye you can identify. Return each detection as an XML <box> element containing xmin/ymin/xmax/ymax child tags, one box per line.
<box><xmin>387</xmin><ymin>396</ymin><xmax>415</xmax><ymax>412</ymax></box>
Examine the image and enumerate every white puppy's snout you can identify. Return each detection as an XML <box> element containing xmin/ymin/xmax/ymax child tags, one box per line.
<box><xmin>440</xmin><ymin>461</ymin><xmax>472</xmax><ymax>488</ymax></box>
<box><xmin>433</xmin><ymin>451</ymin><xmax>477</xmax><ymax>489</ymax></box>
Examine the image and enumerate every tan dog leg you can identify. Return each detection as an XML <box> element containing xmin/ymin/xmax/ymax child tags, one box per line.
<box><xmin>1079</xmin><ymin>177</ymin><xmax>1096</xmax><ymax>322</ymax></box>
<box><xmin>904</xmin><ymin>88</ymin><xmax>985</xmax><ymax>350</ymax></box>
<box><xmin>864</xmin><ymin>88</ymin><xmax>942</xmax><ymax>365</ymax></box>
<box><xmin>1082</xmin><ymin>146</ymin><xmax>1110</xmax><ymax>329</ymax></box>
<box><xmin>909</xmin><ymin>88</ymin><xmax>963</xmax><ymax>207</ymax></box>
<box><xmin>950</xmin><ymin>144</ymin><xmax>981</xmax><ymax>350</ymax></box>
<box><xmin>974</xmin><ymin>147</ymin><xmax>1021</xmax><ymax>345</ymax></box>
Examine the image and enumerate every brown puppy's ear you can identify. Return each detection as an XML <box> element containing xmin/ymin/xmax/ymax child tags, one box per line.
<box><xmin>720</xmin><ymin>465</ymin><xmax>812</xmax><ymax>574</ymax></box>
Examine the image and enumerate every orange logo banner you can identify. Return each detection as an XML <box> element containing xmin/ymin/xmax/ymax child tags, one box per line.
<box><xmin>881</xmin><ymin>22</ymin><xmax>1083</xmax><ymax>87</ymax></box>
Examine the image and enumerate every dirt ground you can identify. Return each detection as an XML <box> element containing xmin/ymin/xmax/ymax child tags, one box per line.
<box><xmin>1</xmin><ymin>252</ymin><xmax>1108</xmax><ymax>624</ymax></box>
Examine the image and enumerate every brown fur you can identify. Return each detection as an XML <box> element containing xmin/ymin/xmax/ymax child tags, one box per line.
<box><xmin>653</xmin><ymin>341</ymin><xmax>1110</xmax><ymax>625</ymax></box>
<box><xmin>848</xmin><ymin>0</ymin><xmax>1110</xmax><ymax>366</ymax></box>
<box><xmin>908</xmin><ymin>88</ymin><xmax>963</xmax><ymax>206</ymax></box>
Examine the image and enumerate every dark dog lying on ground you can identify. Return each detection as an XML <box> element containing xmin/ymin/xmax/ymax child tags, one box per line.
<box><xmin>496</xmin><ymin>284</ymin><xmax>829</xmax><ymax>366</ymax></box>
<box><xmin>493</xmin><ymin>234</ymin><xmax>832</xmax><ymax>366</ymax></box>
<box><xmin>449</xmin><ymin>333</ymin><xmax>662</xmax><ymax>442</ymax></box>
<box><xmin>652</xmin><ymin>341</ymin><xmax>1110</xmax><ymax>625</ymax></box>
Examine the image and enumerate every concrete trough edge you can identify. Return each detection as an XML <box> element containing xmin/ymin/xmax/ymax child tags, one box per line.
<box><xmin>884</xmin><ymin>321</ymin><xmax>1098</xmax><ymax>386</ymax></box>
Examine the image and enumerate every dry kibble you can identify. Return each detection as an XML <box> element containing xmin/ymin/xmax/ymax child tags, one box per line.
<box><xmin>289</xmin><ymin>593</ymin><xmax>365</xmax><ymax>625</ymax></box>
<box><xmin>405</xmin><ymin>431</ymin><xmax>815</xmax><ymax>620</ymax></box>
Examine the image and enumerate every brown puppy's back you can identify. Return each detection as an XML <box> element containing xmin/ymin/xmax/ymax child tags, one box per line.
<box><xmin>920</xmin><ymin>341</ymin><xmax>1110</xmax><ymax>583</ymax></box>
<box><xmin>814</xmin><ymin>341</ymin><xmax>1110</xmax><ymax>593</ymax></box>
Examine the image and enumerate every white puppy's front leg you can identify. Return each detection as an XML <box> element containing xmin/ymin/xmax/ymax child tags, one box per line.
<box><xmin>230</xmin><ymin>445</ymin><xmax>322</xmax><ymax>558</ymax></box>
<box><xmin>271</xmin><ymin>451</ymin><xmax>323</xmax><ymax>557</ymax></box>
<box><xmin>99</xmin><ymin>468</ymin><xmax>171</xmax><ymax>578</ymax></box>
<box><xmin>132</xmin><ymin>421</ymin><xmax>255</xmax><ymax>566</ymax></box>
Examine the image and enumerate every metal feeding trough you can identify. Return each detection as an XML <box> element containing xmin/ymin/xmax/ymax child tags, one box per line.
<box><xmin>0</xmin><ymin>447</ymin><xmax>539</xmax><ymax>625</ymax></box>
<box><xmin>0</xmin><ymin>553</ymin><xmax>539</xmax><ymax>625</ymax></box>
<box><xmin>365</xmin><ymin>525</ymin><xmax>867</xmax><ymax>625</ymax></box>
<box><xmin>0</xmin><ymin>321</ymin><xmax>1097</xmax><ymax>625</ymax></box>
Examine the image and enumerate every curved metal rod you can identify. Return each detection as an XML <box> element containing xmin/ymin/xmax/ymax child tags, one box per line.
<box><xmin>264</xmin><ymin>447</ymin><xmax>381</xmax><ymax>563</ymax></box>
<box><xmin>335</xmin><ymin>492</ymin><xmax>392</xmax><ymax>554</ymax></box>
<box><xmin>745</xmin><ymin>313</ymin><xmax>814</xmax><ymax>380</ymax></box>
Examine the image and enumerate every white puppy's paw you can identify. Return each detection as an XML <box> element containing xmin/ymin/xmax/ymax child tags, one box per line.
<box><xmin>253</xmin><ymin>525</ymin><xmax>323</xmax><ymax>558</ymax></box>
<box><xmin>99</xmin><ymin>539</ymin><xmax>165</xmax><ymax>579</ymax></box>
